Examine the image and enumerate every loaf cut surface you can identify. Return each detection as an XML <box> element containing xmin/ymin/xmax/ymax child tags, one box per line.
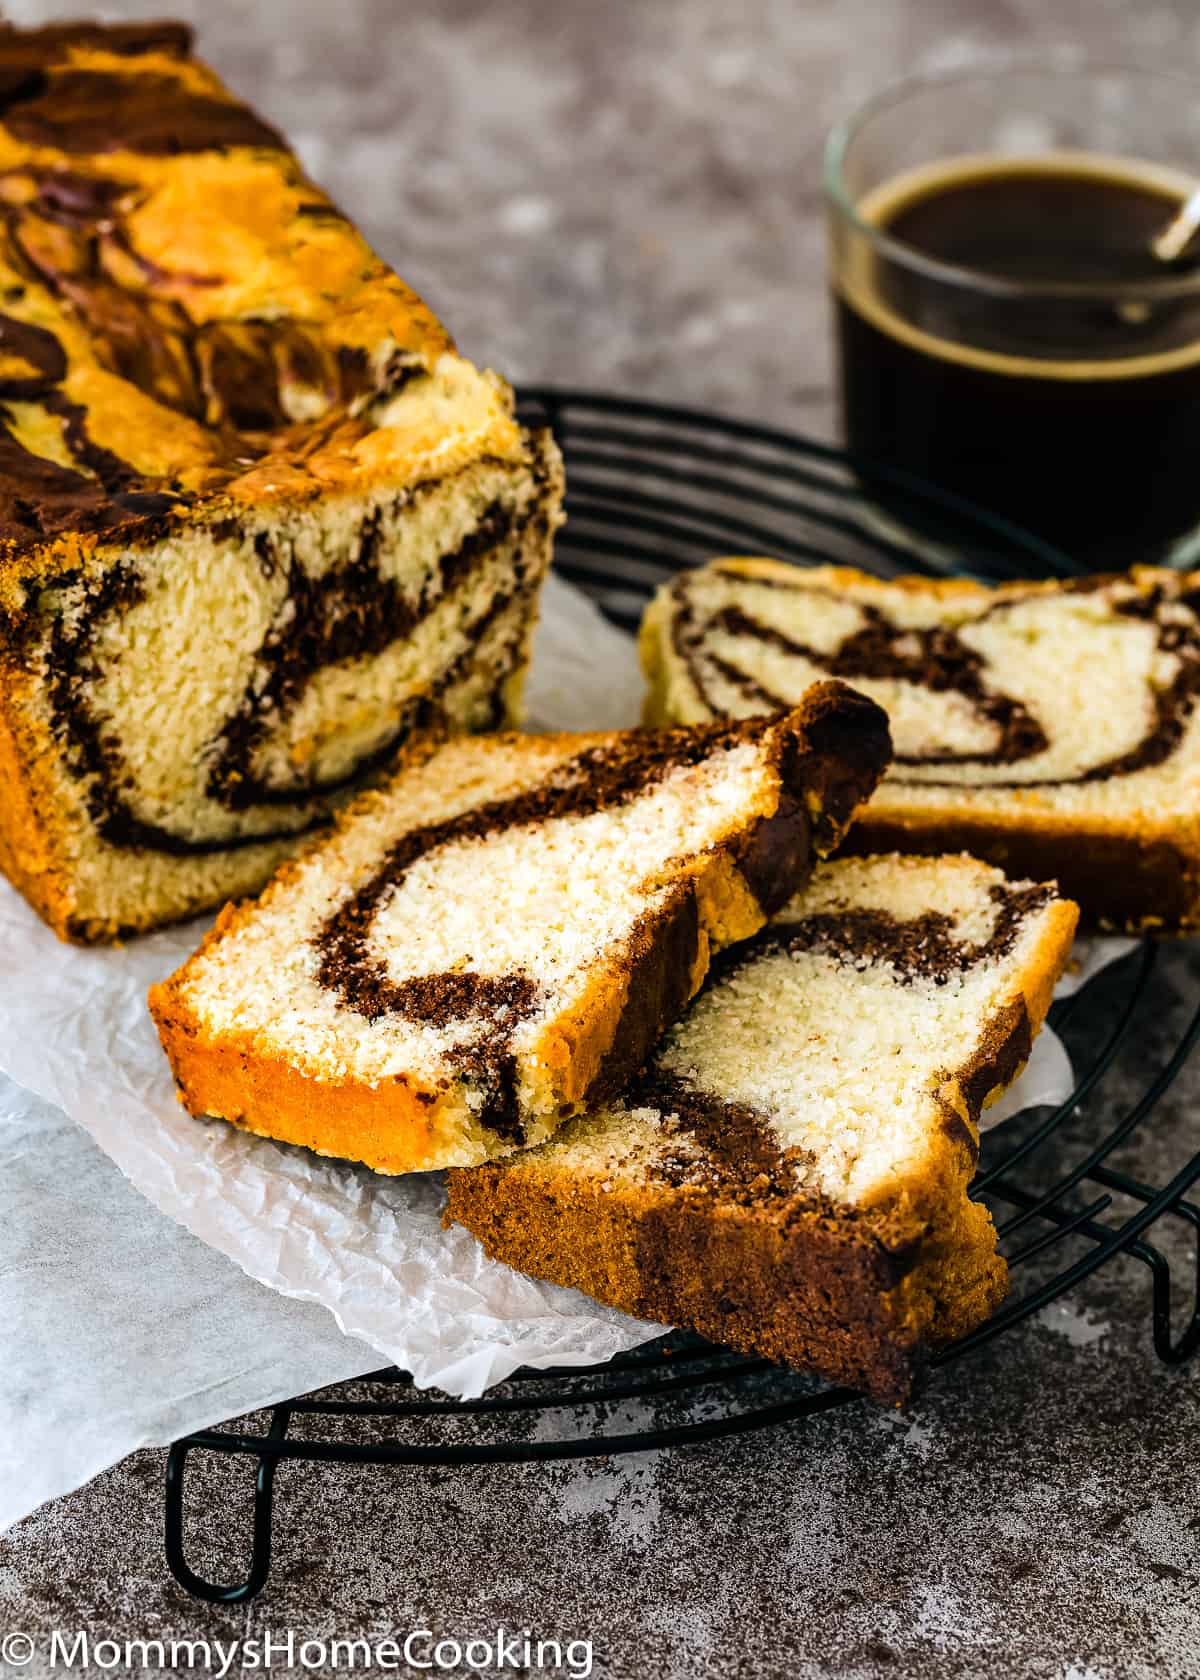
<box><xmin>642</xmin><ymin>559</ymin><xmax>1200</xmax><ymax>931</ymax></box>
<box><xmin>447</xmin><ymin>852</ymin><xmax>1078</xmax><ymax>1402</ymax></box>
<box><xmin>0</xmin><ymin>20</ymin><xmax>563</xmax><ymax>942</ymax></box>
<box><xmin>151</xmin><ymin>684</ymin><xmax>891</xmax><ymax>1174</ymax></box>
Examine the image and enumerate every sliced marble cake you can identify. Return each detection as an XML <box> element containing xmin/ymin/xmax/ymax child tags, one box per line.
<box><xmin>0</xmin><ymin>21</ymin><xmax>563</xmax><ymax>943</ymax></box>
<box><xmin>150</xmin><ymin>684</ymin><xmax>891</xmax><ymax>1173</ymax></box>
<box><xmin>446</xmin><ymin>853</ymin><xmax>1078</xmax><ymax>1402</ymax></box>
<box><xmin>642</xmin><ymin>559</ymin><xmax>1200</xmax><ymax>931</ymax></box>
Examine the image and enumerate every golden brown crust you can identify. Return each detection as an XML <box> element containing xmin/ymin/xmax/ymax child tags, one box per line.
<box><xmin>150</xmin><ymin>967</ymin><xmax>464</xmax><ymax>1174</ymax></box>
<box><xmin>446</xmin><ymin>1151</ymin><xmax>1007</xmax><ymax>1406</ymax></box>
<box><xmin>0</xmin><ymin>654</ymin><xmax>83</xmax><ymax>934</ymax></box>
<box><xmin>705</xmin><ymin>556</ymin><xmax>1196</xmax><ymax>603</ymax></box>
<box><xmin>446</xmin><ymin>1164</ymin><xmax>975</xmax><ymax>1402</ymax></box>
<box><xmin>445</xmin><ymin>884</ymin><xmax>1077</xmax><ymax>1402</ymax></box>
<box><xmin>0</xmin><ymin>669</ymin><xmax>65</xmax><ymax>931</ymax></box>
<box><xmin>154</xmin><ymin>915</ymin><xmax>705</xmax><ymax>1176</ymax></box>
<box><xmin>0</xmin><ymin>20</ymin><xmax>528</xmax><ymax>604</ymax></box>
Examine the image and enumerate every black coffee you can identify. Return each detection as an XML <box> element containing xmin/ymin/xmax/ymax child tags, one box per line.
<box><xmin>836</xmin><ymin>156</ymin><xmax>1200</xmax><ymax>564</ymax></box>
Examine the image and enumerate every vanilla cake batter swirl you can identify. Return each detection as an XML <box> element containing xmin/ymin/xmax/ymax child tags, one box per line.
<box><xmin>663</xmin><ymin>566</ymin><xmax>1200</xmax><ymax>789</ymax></box>
<box><xmin>314</xmin><ymin>716</ymin><xmax>850</xmax><ymax>1138</ymax></box>
<box><xmin>639</xmin><ymin>877</ymin><xmax>1052</xmax><ymax>1192</ymax></box>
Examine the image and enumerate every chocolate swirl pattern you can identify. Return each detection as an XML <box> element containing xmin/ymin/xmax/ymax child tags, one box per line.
<box><xmin>0</xmin><ymin>24</ymin><xmax>452</xmax><ymax>551</ymax></box>
<box><xmin>41</xmin><ymin>482</ymin><xmax>545</xmax><ymax>855</ymax></box>
<box><xmin>621</xmin><ymin>878</ymin><xmax>1051</xmax><ymax>1205</ymax></box>
<box><xmin>312</xmin><ymin>734</ymin><xmax>720</xmax><ymax>1140</ymax></box>
<box><xmin>0</xmin><ymin>20</ymin><xmax>563</xmax><ymax>940</ymax></box>
<box><xmin>309</xmin><ymin>707</ymin><xmax>881</xmax><ymax>1138</ymax></box>
<box><xmin>0</xmin><ymin>158</ymin><xmax>374</xmax><ymax>539</ymax></box>
<box><xmin>643</xmin><ymin>559</ymin><xmax>1200</xmax><ymax>931</ymax></box>
<box><xmin>309</xmin><ymin>688</ymin><xmax>880</xmax><ymax>1135</ymax></box>
<box><xmin>636</xmin><ymin>876</ymin><xmax>1049</xmax><ymax>1200</ymax></box>
<box><xmin>659</xmin><ymin>564</ymin><xmax>1200</xmax><ymax>789</ymax></box>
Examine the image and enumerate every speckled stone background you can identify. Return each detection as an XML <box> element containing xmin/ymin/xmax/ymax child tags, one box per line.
<box><xmin>2</xmin><ymin>1</ymin><xmax>1200</xmax><ymax>1676</ymax></box>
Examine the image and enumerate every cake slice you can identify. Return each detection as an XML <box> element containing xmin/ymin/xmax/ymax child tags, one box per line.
<box><xmin>150</xmin><ymin>683</ymin><xmax>891</xmax><ymax>1173</ymax></box>
<box><xmin>447</xmin><ymin>853</ymin><xmax>1078</xmax><ymax>1402</ymax></box>
<box><xmin>642</xmin><ymin>560</ymin><xmax>1200</xmax><ymax>931</ymax></box>
<box><xmin>0</xmin><ymin>20</ymin><xmax>563</xmax><ymax>943</ymax></box>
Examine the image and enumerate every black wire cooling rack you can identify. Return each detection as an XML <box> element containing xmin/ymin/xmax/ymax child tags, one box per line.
<box><xmin>164</xmin><ymin>390</ymin><xmax>1200</xmax><ymax>1604</ymax></box>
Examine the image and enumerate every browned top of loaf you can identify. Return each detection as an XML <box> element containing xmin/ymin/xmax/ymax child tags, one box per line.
<box><xmin>0</xmin><ymin>20</ymin><xmax>469</xmax><ymax>576</ymax></box>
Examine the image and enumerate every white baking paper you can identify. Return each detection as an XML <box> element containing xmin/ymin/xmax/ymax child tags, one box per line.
<box><xmin>0</xmin><ymin>572</ymin><xmax>1134</xmax><ymax>1528</ymax></box>
<box><xmin>0</xmin><ymin>1074</ymin><xmax>382</xmax><ymax>1532</ymax></box>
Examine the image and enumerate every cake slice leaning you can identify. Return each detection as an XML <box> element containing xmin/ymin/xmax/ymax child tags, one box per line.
<box><xmin>641</xmin><ymin>558</ymin><xmax>1200</xmax><ymax>931</ymax></box>
<box><xmin>446</xmin><ymin>853</ymin><xmax>1078</xmax><ymax>1403</ymax></box>
<box><xmin>150</xmin><ymin>682</ymin><xmax>891</xmax><ymax>1173</ymax></box>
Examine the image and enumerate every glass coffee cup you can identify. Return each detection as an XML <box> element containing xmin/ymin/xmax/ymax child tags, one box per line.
<box><xmin>826</xmin><ymin>65</ymin><xmax>1200</xmax><ymax>569</ymax></box>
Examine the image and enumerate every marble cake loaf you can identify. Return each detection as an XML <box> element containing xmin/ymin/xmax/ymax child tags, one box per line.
<box><xmin>150</xmin><ymin>686</ymin><xmax>891</xmax><ymax>1174</ymax></box>
<box><xmin>447</xmin><ymin>853</ymin><xmax>1078</xmax><ymax>1403</ymax></box>
<box><xmin>642</xmin><ymin>560</ymin><xmax>1200</xmax><ymax>931</ymax></box>
<box><xmin>0</xmin><ymin>21</ymin><xmax>563</xmax><ymax>942</ymax></box>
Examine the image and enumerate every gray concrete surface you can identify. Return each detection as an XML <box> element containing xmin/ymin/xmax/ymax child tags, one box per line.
<box><xmin>2</xmin><ymin>2</ymin><xmax>1200</xmax><ymax>1676</ymax></box>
